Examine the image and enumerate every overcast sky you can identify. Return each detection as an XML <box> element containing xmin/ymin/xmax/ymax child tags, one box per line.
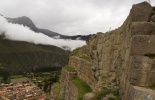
<box><xmin>0</xmin><ymin>0</ymin><xmax>154</xmax><ymax>35</ymax></box>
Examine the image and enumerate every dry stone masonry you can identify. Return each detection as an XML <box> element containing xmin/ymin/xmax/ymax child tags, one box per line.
<box><xmin>57</xmin><ymin>2</ymin><xmax>155</xmax><ymax>100</ymax></box>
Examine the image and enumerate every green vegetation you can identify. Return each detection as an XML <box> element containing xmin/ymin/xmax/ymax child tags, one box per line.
<box><xmin>72</xmin><ymin>47</ymin><xmax>92</xmax><ymax>62</ymax></box>
<box><xmin>72</xmin><ymin>47</ymin><xmax>81</xmax><ymax>55</ymax></box>
<box><xmin>0</xmin><ymin>68</ymin><xmax>11</xmax><ymax>84</ymax></box>
<box><xmin>27</xmin><ymin>71</ymin><xmax>60</xmax><ymax>93</ymax></box>
<box><xmin>79</xmin><ymin>54</ymin><xmax>92</xmax><ymax>62</ymax></box>
<box><xmin>50</xmin><ymin>83</ymin><xmax>61</xmax><ymax>100</ymax></box>
<box><xmin>94</xmin><ymin>87</ymin><xmax>120</xmax><ymax>100</ymax></box>
<box><xmin>64</xmin><ymin>66</ymin><xmax>76</xmax><ymax>72</ymax></box>
<box><xmin>0</xmin><ymin>37</ymin><xmax>69</xmax><ymax>73</ymax></box>
<box><xmin>112</xmin><ymin>89</ymin><xmax>119</xmax><ymax>97</ymax></box>
<box><xmin>72</xmin><ymin>78</ymin><xmax>92</xmax><ymax>100</ymax></box>
<box><xmin>95</xmin><ymin>87</ymin><xmax>111</xmax><ymax>100</ymax></box>
<box><xmin>10</xmin><ymin>75</ymin><xmax>23</xmax><ymax>79</ymax></box>
<box><xmin>1</xmin><ymin>76</ymin><xmax>11</xmax><ymax>84</ymax></box>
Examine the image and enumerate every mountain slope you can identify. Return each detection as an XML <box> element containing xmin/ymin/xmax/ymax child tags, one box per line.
<box><xmin>0</xmin><ymin>36</ymin><xmax>69</xmax><ymax>74</ymax></box>
<box><xmin>6</xmin><ymin>16</ymin><xmax>60</xmax><ymax>37</ymax></box>
<box><xmin>6</xmin><ymin>16</ymin><xmax>90</xmax><ymax>40</ymax></box>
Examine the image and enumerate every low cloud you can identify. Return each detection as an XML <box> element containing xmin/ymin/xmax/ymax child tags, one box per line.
<box><xmin>0</xmin><ymin>16</ymin><xmax>86</xmax><ymax>50</ymax></box>
<box><xmin>1</xmin><ymin>0</ymin><xmax>154</xmax><ymax>35</ymax></box>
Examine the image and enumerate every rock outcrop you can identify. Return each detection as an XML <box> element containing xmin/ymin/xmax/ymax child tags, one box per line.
<box><xmin>57</xmin><ymin>2</ymin><xmax>155</xmax><ymax>100</ymax></box>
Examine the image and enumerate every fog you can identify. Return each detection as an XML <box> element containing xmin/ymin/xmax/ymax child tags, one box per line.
<box><xmin>0</xmin><ymin>16</ymin><xmax>86</xmax><ymax>50</ymax></box>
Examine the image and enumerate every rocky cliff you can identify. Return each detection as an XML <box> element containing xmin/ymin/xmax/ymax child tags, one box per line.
<box><xmin>52</xmin><ymin>2</ymin><xmax>155</xmax><ymax>100</ymax></box>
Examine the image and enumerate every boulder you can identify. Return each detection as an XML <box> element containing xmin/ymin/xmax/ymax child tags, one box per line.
<box><xmin>131</xmin><ymin>2</ymin><xmax>152</xmax><ymax>22</ymax></box>
<box><xmin>83</xmin><ymin>93</ymin><xmax>95</xmax><ymax>100</ymax></box>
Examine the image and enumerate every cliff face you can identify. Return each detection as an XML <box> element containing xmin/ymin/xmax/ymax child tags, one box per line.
<box><xmin>57</xmin><ymin>2</ymin><xmax>155</xmax><ymax>100</ymax></box>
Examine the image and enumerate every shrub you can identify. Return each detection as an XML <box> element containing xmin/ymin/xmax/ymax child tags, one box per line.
<box><xmin>112</xmin><ymin>89</ymin><xmax>119</xmax><ymax>97</ymax></box>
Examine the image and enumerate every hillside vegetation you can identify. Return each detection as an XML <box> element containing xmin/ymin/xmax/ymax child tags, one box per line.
<box><xmin>0</xmin><ymin>37</ymin><xmax>69</xmax><ymax>74</ymax></box>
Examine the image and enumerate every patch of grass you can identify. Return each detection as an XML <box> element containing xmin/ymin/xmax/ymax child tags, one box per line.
<box><xmin>10</xmin><ymin>75</ymin><xmax>23</xmax><ymax>79</ymax></box>
<box><xmin>72</xmin><ymin>47</ymin><xmax>81</xmax><ymax>55</ymax></box>
<box><xmin>72</xmin><ymin>47</ymin><xmax>92</xmax><ymax>62</ymax></box>
<box><xmin>72</xmin><ymin>78</ymin><xmax>92</xmax><ymax>100</ymax></box>
<box><xmin>64</xmin><ymin>66</ymin><xmax>76</xmax><ymax>72</ymax></box>
<box><xmin>94</xmin><ymin>88</ymin><xmax>120</xmax><ymax>100</ymax></box>
<box><xmin>51</xmin><ymin>83</ymin><xmax>61</xmax><ymax>100</ymax></box>
<box><xmin>79</xmin><ymin>54</ymin><xmax>92</xmax><ymax>62</ymax></box>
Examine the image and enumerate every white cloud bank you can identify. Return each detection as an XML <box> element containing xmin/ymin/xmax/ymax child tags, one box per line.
<box><xmin>0</xmin><ymin>16</ymin><xmax>86</xmax><ymax>50</ymax></box>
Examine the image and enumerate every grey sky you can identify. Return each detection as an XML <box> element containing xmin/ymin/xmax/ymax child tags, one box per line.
<box><xmin>0</xmin><ymin>0</ymin><xmax>154</xmax><ymax>35</ymax></box>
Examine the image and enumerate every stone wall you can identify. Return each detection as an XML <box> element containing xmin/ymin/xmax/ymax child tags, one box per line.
<box><xmin>86</xmin><ymin>2</ymin><xmax>155</xmax><ymax>100</ymax></box>
<box><xmin>59</xmin><ymin>2</ymin><xmax>155</xmax><ymax>100</ymax></box>
<box><xmin>68</xmin><ymin>56</ymin><xmax>97</xmax><ymax>89</ymax></box>
<box><xmin>60</xmin><ymin>69</ymin><xmax>78</xmax><ymax>100</ymax></box>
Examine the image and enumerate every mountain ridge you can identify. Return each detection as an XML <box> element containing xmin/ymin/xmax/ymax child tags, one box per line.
<box><xmin>6</xmin><ymin>16</ymin><xmax>90</xmax><ymax>41</ymax></box>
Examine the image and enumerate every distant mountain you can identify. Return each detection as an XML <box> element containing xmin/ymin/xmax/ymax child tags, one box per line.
<box><xmin>6</xmin><ymin>16</ymin><xmax>60</xmax><ymax>37</ymax></box>
<box><xmin>0</xmin><ymin>36</ymin><xmax>69</xmax><ymax>74</ymax></box>
<box><xmin>6</xmin><ymin>16</ymin><xmax>90</xmax><ymax>41</ymax></box>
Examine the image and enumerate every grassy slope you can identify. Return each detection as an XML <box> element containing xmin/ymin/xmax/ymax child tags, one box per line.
<box><xmin>72</xmin><ymin>78</ymin><xmax>92</xmax><ymax>100</ymax></box>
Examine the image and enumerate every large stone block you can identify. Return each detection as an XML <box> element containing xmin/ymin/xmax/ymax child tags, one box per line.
<box><xmin>83</xmin><ymin>93</ymin><xmax>95</xmax><ymax>100</ymax></box>
<box><xmin>131</xmin><ymin>22</ymin><xmax>155</xmax><ymax>36</ymax></box>
<box><xmin>130</xmin><ymin>35</ymin><xmax>155</xmax><ymax>55</ymax></box>
<box><xmin>130</xmin><ymin>56</ymin><xmax>155</xmax><ymax>86</ymax></box>
<box><xmin>129</xmin><ymin>86</ymin><xmax>155</xmax><ymax>100</ymax></box>
<box><xmin>130</xmin><ymin>2</ymin><xmax>152</xmax><ymax>22</ymax></box>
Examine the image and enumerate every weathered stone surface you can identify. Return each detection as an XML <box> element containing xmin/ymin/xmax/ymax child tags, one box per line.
<box><xmin>60</xmin><ymin>82</ymin><xmax>78</xmax><ymax>100</ymax></box>
<box><xmin>129</xmin><ymin>86</ymin><xmax>155</xmax><ymax>100</ymax></box>
<box><xmin>131</xmin><ymin>2</ymin><xmax>152</xmax><ymax>22</ymax></box>
<box><xmin>69</xmin><ymin>56</ymin><xmax>97</xmax><ymax>89</ymax></box>
<box><xmin>130</xmin><ymin>56</ymin><xmax>155</xmax><ymax>86</ymax></box>
<box><xmin>131</xmin><ymin>22</ymin><xmax>155</xmax><ymax>36</ymax></box>
<box><xmin>58</xmin><ymin>2</ymin><xmax>155</xmax><ymax>100</ymax></box>
<box><xmin>60</xmin><ymin>69</ymin><xmax>78</xmax><ymax>100</ymax></box>
<box><xmin>130</xmin><ymin>35</ymin><xmax>155</xmax><ymax>55</ymax></box>
<box><xmin>83</xmin><ymin>93</ymin><xmax>95</xmax><ymax>100</ymax></box>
